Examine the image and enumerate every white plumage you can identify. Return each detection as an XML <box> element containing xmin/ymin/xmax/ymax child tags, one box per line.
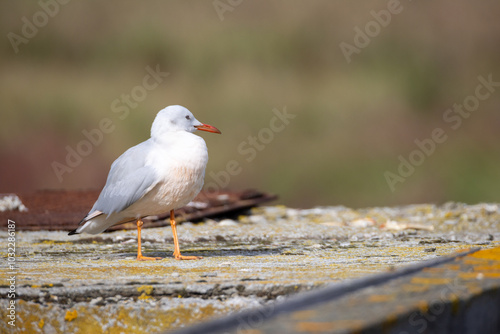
<box><xmin>69</xmin><ymin>105</ymin><xmax>220</xmax><ymax>260</ymax></box>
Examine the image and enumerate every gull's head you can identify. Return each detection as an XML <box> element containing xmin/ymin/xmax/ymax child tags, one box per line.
<box><xmin>151</xmin><ymin>105</ymin><xmax>221</xmax><ymax>139</ymax></box>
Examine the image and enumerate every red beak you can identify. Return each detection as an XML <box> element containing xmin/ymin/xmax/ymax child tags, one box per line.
<box><xmin>195</xmin><ymin>123</ymin><xmax>221</xmax><ymax>134</ymax></box>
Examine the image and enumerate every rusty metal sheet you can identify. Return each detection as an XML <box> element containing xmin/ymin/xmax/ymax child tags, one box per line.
<box><xmin>0</xmin><ymin>189</ymin><xmax>277</xmax><ymax>232</ymax></box>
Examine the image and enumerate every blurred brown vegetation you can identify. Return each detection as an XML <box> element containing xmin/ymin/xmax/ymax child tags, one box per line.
<box><xmin>1</xmin><ymin>1</ymin><xmax>499</xmax><ymax>208</ymax></box>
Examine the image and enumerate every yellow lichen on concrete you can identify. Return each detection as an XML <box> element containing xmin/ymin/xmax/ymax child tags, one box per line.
<box><xmin>64</xmin><ymin>309</ymin><xmax>78</xmax><ymax>322</ymax></box>
<box><xmin>367</xmin><ymin>294</ymin><xmax>395</xmax><ymax>303</ymax></box>
<box><xmin>422</xmin><ymin>264</ymin><xmax>461</xmax><ymax>273</ymax></box>
<box><xmin>137</xmin><ymin>285</ymin><xmax>154</xmax><ymax>295</ymax></box>
<box><xmin>459</xmin><ymin>272</ymin><xmax>500</xmax><ymax>280</ymax></box>
<box><xmin>473</xmin><ymin>264</ymin><xmax>500</xmax><ymax>271</ymax></box>
<box><xmin>137</xmin><ymin>285</ymin><xmax>154</xmax><ymax>299</ymax></box>
<box><xmin>295</xmin><ymin>320</ymin><xmax>364</xmax><ymax>332</ymax></box>
<box><xmin>295</xmin><ymin>321</ymin><xmax>339</xmax><ymax>332</ymax></box>
<box><xmin>2</xmin><ymin>298</ymin><xmax>239</xmax><ymax>334</ymax></box>
<box><xmin>3</xmin><ymin>208</ymin><xmax>498</xmax><ymax>333</ymax></box>
<box><xmin>401</xmin><ymin>284</ymin><xmax>430</xmax><ymax>293</ymax></box>
<box><xmin>138</xmin><ymin>293</ymin><xmax>152</xmax><ymax>300</ymax></box>
<box><xmin>469</xmin><ymin>247</ymin><xmax>500</xmax><ymax>261</ymax></box>
<box><xmin>291</xmin><ymin>310</ymin><xmax>318</xmax><ymax>320</ymax></box>
<box><xmin>409</xmin><ymin>277</ymin><xmax>453</xmax><ymax>285</ymax></box>
<box><xmin>463</xmin><ymin>258</ymin><xmax>487</xmax><ymax>265</ymax></box>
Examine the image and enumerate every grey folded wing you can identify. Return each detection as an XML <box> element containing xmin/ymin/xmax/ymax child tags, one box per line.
<box><xmin>91</xmin><ymin>165</ymin><xmax>158</xmax><ymax>216</ymax></box>
<box><xmin>89</xmin><ymin>141</ymin><xmax>159</xmax><ymax>216</ymax></box>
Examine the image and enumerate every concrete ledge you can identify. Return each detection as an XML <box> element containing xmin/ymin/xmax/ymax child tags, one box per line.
<box><xmin>173</xmin><ymin>247</ymin><xmax>500</xmax><ymax>334</ymax></box>
<box><xmin>1</xmin><ymin>203</ymin><xmax>499</xmax><ymax>333</ymax></box>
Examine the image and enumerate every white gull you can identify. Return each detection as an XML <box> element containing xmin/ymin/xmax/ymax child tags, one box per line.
<box><xmin>69</xmin><ymin>105</ymin><xmax>221</xmax><ymax>260</ymax></box>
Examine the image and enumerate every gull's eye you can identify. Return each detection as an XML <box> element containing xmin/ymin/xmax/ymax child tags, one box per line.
<box><xmin>185</xmin><ymin>115</ymin><xmax>191</xmax><ymax>120</ymax></box>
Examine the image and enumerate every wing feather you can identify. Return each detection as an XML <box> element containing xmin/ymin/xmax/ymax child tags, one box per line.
<box><xmin>90</xmin><ymin>140</ymin><xmax>159</xmax><ymax>216</ymax></box>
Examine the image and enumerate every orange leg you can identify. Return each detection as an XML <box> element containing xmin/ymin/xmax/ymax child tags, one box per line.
<box><xmin>136</xmin><ymin>219</ymin><xmax>162</xmax><ymax>261</ymax></box>
<box><xmin>170</xmin><ymin>210</ymin><xmax>202</xmax><ymax>260</ymax></box>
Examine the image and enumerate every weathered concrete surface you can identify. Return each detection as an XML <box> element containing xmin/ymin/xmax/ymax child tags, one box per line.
<box><xmin>175</xmin><ymin>247</ymin><xmax>500</xmax><ymax>334</ymax></box>
<box><xmin>1</xmin><ymin>203</ymin><xmax>499</xmax><ymax>333</ymax></box>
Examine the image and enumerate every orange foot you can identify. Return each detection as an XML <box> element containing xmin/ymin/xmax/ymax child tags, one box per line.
<box><xmin>173</xmin><ymin>252</ymin><xmax>202</xmax><ymax>260</ymax></box>
<box><xmin>137</xmin><ymin>255</ymin><xmax>162</xmax><ymax>261</ymax></box>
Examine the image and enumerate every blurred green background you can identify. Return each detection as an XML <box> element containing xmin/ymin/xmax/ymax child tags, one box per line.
<box><xmin>1</xmin><ymin>1</ymin><xmax>499</xmax><ymax>208</ymax></box>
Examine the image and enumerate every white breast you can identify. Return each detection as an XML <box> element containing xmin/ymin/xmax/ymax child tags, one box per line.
<box><xmin>122</xmin><ymin>132</ymin><xmax>208</xmax><ymax>218</ymax></box>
